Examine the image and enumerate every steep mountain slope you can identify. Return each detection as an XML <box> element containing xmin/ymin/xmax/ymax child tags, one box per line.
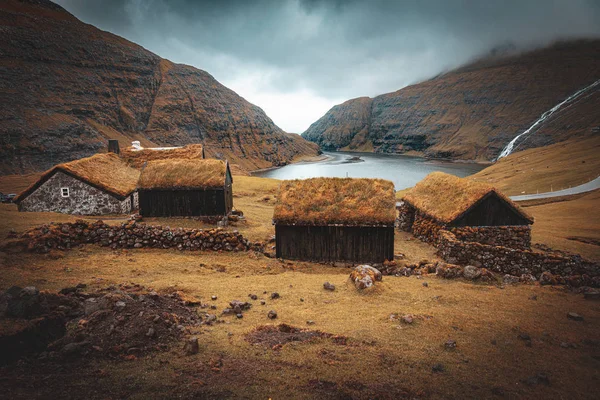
<box><xmin>303</xmin><ymin>41</ymin><xmax>600</xmax><ymax>161</ymax></box>
<box><xmin>0</xmin><ymin>0</ymin><xmax>318</xmax><ymax>174</ymax></box>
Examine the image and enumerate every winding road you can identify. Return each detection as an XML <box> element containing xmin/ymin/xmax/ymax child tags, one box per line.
<box><xmin>510</xmin><ymin>176</ymin><xmax>600</xmax><ymax>201</ymax></box>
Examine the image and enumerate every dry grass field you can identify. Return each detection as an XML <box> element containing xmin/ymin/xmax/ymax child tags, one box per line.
<box><xmin>0</xmin><ymin>173</ymin><xmax>599</xmax><ymax>399</ymax></box>
<box><xmin>471</xmin><ymin>135</ymin><xmax>600</xmax><ymax>196</ymax></box>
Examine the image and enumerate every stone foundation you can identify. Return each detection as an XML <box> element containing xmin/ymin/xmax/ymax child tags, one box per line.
<box><xmin>450</xmin><ymin>226</ymin><xmax>531</xmax><ymax>250</ymax></box>
<box><xmin>436</xmin><ymin>229</ymin><xmax>599</xmax><ymax>279</ymax></box>
<box><xmin>10</xmin><ymin>220</ymin><xmax>262</xmax><ymax>254</ymax></box>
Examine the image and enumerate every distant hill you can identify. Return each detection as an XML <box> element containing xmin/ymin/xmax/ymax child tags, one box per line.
<box><xmin>0</xmin><ymin>0</ymin><xmax>318</xmax><ymax>174</ymax></box>
<box><xmin>302</xmin><ymin>40</ymin><xmax>600</xmax><ymax>161</ymax></box>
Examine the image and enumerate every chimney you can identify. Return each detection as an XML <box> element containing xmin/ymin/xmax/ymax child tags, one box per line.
<box><xmin>108</xmin><ymin>140</ymin><xmax>120</xmax><ymax>154</ymax></box>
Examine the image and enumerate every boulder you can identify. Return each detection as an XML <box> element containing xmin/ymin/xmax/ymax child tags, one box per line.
<box><xmin>463</xmin><ymin>265</ymin><xmax>481</xmax><ymax>280</ymax></box>
<box><xmin>350</xmin><ymin>265</ymin><xmax>382</xmax><ymax>290</ymax></box>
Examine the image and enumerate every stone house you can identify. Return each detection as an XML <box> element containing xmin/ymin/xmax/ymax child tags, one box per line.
<box><xmin>15</xmin><ymin>153</ymin><xmax>140</xmax><ymax>215</ymax></box>
<box><xmin>398</xmin><ymin>172</ymin><xmax>533</xmax><ymax>249</ymax></box>
<box><xmin>273</xmin><ymin>177</ymin><xmax>396</xmax><ymax>263</ymax></box>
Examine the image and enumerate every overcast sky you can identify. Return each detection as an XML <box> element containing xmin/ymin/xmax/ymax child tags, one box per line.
<box><xmin>55</xmin><ymin>0</ymin><xmax>600</xmax><ymax>133</ymax></box>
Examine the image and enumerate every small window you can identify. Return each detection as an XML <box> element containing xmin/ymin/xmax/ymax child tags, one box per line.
<box><xmin>61</xmin><ymin>187</ymin><xmax>69</xmax><ymax>197</ymax></box>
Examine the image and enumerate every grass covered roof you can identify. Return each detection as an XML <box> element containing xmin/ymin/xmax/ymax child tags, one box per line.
<box><xmin>121</xmin><ymin>144</ymin><xmax>204</xmax><ymax>168</ymax></box>
<box><xmin>402</xmin><ymin>172</ymin><xmax>533</xmax><ymax>224</ymax></box>
<box><xmin>16</xmin><ymin>153</ymin><xmax>140</xmax><ymax>201</ymax></box>
<box><xmin>138</xmin><ymin>159</ymin><xmax>228</xmax><ymax>190</ymax></box>
<box><xmin>273</xmin><ymin>177</ymin><xmax>396</xmax><ymax>226</ymax></box>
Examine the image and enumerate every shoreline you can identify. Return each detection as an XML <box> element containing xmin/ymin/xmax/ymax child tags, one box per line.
<box><xmin>249</xmin><ymin>153</ymin><xmax>333</xmax><ymax>175</ymax></box>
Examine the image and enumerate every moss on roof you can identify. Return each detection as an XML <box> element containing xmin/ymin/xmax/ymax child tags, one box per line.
<box><xmin>402</xmin><ymin>172</ymin><xmax>533</xmax><ymax>224</ymax></box>
<box><xmin>121</xmin><ymin>144</ymin><xmax>204</xmax><ymax>168</ymax></box>
<box><xmin>16</xmin><ymin>153</ymin><xmax>140</xmax><ymax>201</ymax></box>
<box><xmin>138</xmin><ymin>159</ymin><xmax>228</xmax><ymax>190</ymax></box>
<box><xmin>273</xmin><ymin>177</ymin><xmax>396</xmax><ymax>226</ymax></box>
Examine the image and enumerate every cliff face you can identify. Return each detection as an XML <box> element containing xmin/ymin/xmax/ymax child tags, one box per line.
<box><xmin>302</xmin><ymin>41</ymin><xmax>600</xmax><ymax>161</ymax></box>
<box><xmin>0</xmin><ymin>0</ymin><xmax>318</xmax><ymax>174</ymax></box>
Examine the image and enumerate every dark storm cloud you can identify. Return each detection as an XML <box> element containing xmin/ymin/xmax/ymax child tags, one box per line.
<box><xmin>55</xmin><ymin>0</ymin><xmax>600</xmax><ymax>131</ymax></box>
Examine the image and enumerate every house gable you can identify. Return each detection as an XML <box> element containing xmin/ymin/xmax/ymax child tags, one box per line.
<box><xmin>18</xmin><ymin>170</ymin><xmax>130</xmax><ymax>215</ymax></box>
<box><xmin>451</xmin><ymin>192</ymin><xmax>532</xmax><ymax>227</ymax></box>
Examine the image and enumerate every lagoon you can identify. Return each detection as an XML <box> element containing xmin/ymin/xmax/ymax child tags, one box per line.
<box><xmin>253</xmin><ymin>152</ymin><xmax>487</xmax><ymax>190</ymax></box>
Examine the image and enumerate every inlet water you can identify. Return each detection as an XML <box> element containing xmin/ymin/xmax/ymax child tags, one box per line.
<box><xmin>253</xmin><ymin>151</ymin><xmax>486</xmax><ymax>190</ymax></box>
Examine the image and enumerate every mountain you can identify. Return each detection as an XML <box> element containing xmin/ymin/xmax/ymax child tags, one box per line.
<box><xmin>302</xmin><ymin>40</ymin><xmax>600</xmax><ymax>161</ymax></box>
<box><xmin>0</xmin><ymin>0</ymin><xmax>319</xmax><ymax>174</ymax></box>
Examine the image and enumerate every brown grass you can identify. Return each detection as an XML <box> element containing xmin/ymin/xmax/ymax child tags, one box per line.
<box><xmin>138</xmin><ymin>159</ymin><xmax>227</xmax><ymax>190</ymax></box>
<box><xmin>471</xmin><ymin>135</ymin><xmax>600</xmax><ymax>196</ymax></box>
<box><xmin>0</xmin><ymin>246</ymin><xmax>598</xmax><ymax>399</ymax></box>
<box><xmin>526</xmin><ymin>189</ymin><xmax>600</xmax><ymax>261</ymax></box>
<box><xmin>273</xmin><ymin>178</ymin><xmax>396</xmax><ymax>226</ymax></box>
<box><xmin>403</xmin><ymin>171</ymin><xmax>532</xmax><ymax>224</ymax></box>
<box><xmin>120</xmin><ymin>144</ymin><xmax>205</xmax><ymax>168</ymax></box>
<box><xmin>0</xmin><ymin>174</ymin><xmax>599</xmax><ymax>398</ymax></box>
<box><xmin>15</xmin><ymin>153</ymin><xmax>139</xmax><ymax>201</ymax></box>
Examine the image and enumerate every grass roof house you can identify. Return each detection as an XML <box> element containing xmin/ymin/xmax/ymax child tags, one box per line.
<box><xmin>137</xmin><ymin>159</ymin><xmax>233</xmax><ymax>217</ymax></box>
<box><xmin>399</xmin><ymin>172</ymin><xmax>533</xmax><ymax>248</ymax></box>
<box><xmin>15</xmin><ymin>153</ymin><xmax>140</xmax><ymax>215</ymax></box>
<box><xmin>273</xmin><ymin>177</ymin><xmax>396</xmax><ymax>263</ymax></box>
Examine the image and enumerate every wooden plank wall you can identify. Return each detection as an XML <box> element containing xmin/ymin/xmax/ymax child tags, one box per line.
<box><xmin>275</xmin><ymin>225</ymin><xmax>395</xmax><ymax>263</ymax></box>
<box><xmin>139</xmin><ymin>189</ymin><xmax>228</xmax><ymax>217</ymax></box>
<box><xmin>452</xmin><ymin>193</ymin><xmax>530</xmax><ymax>227</ymax></box>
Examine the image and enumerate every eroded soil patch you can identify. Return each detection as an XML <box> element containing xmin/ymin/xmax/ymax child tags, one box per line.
<box><xmin>245</xmin><ymin>323</ymin><xmax>346</xmax><ymax>349</ymax></box>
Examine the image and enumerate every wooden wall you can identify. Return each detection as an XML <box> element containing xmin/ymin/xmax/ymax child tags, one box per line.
<box><xmin>452</xmin><ymin>192</ymin><xmax>530</xmax><ymax>227</ymax></box>
<box><xmin>139</xmin><ymin>188</ymin><xmax>232</xmax><ymax>217</ymax></box>
<box><xmin>275</xmin><ymin>225</ymin><xmax>395</xmax><ymax>263</ymax></box>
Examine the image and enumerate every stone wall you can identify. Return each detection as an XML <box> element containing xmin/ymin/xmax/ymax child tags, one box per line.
<box><xmin>12</xmin><ymin>220</ymin><xmax>261</xmax><ymax>254</ymax></box>
<box><xmin>450</xmin><ymin>226</ymin><xmax>531</xmax><ymax>250</ymax></box>
<box><xmin>396</xmin><ymin>203</ymin><xmax>415</xmax><ymax>232</ymax></box>
<box><xmin>19</xmin><ymin>171</ymin><xmax>133</xmax><ymax>215</ymax></box>
<box><xmin>437</xmin><ymin>229</ymin><xmax>599</xmax><ymax>278</ymax></box>
<box><xmin>411</xmin><ymin>213</ymin><xmax>445</xmax><ymax>244</ymax></box>
<box><xmin>399</xmin><ymin>204</ymin><xmax>532</xmax><ymax>250</ymax></box>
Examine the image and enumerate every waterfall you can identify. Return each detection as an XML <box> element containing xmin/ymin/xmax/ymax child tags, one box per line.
<box><xmin>497</xmin><ymin>79</ymin><xmax>600</xmax><ymax>159</ymax></box>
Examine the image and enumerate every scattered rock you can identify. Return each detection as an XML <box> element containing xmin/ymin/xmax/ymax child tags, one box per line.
<box><xmin>260</xmin><ymin>300</ymin><xmax>266</xmax><ymax>305</ymax></box>
<box><xmin>211</xmin><ymin>295</ymin><xmax>217</xmax><ymax>301</ymax></box>
<box><xmin>183</xmin><ymin>337</ymin><xmax>199</xmax><ymax>355</ymax></box>
<box><xmin>323</xmin><ymin>282</ymin><xmax>336</xmax><ymax>291</ymax></box>
<box><xmin>567</xmin><ymin>312</ymin><xmax>584</xmax><ymax>321</ymax></box>
<box><xmin>529</xmin><ymin>295</ymin><xmax>537</xmax><ymax>301</ymax></box>
<box><xmin>350</xmin><ymin>265</ymin><xmax>383</xmax><ymax>290</ymax></box>
<box><xmin>270</xmin><ymin>293</ymin><xmax>280</xmax><ymax>300</ymax></box>
<box><xmin>400</xmin><ymin>314</ymin><xmax>414</xmax><ymax>324</ymax></box>
<box><xmin>422</xmin><ymin>282</ymin><xmax>429</xmax><ymax>287</ymax></box>
<box><xmin>267</xmin><ymin>310</ymin><xmax>278</xmax><ymax>319</ymax></box>
<box><xmin>584</xmin><ymin>291</ymin><xmax>600</xmax><ymax>300</ymax></box>
<box><xmin>444</xmin><ymin>339</ymin><xmax>457</xmax><ymax>349</ymax></box>
<box><xmin>249</xmin><ymin>294</ymin><xmax>258</xmax><ymax>300</ymax></box>
<box><xmin>524</xmin><ymin>372</ymin><xmax>550</xmax><ymax>386</ymax></box>
<box><xmin>432</xmin><ymin>363</ymin><xmax>445</xmax><ymax>373</ymax></box>
<box><xmin>502</xmin><ymin>274</ymin><xmax>520</xmax><ymax>284</ymax></box>
<box><xmin>236</xmin><ymin>313</ymin><xmax>243</xmax><ymax>319</ymax></box>
<box><xmin>146</xmin><ymin>327</ymin><xmax>156</xmax><ymax>338</ymax></box>
<box><xmin>306</xmin><ymin>320</ymin><xmax>315</xmax><ymax>325</ymax></box>
<box><xmin>463</xmin><ymin>265</ymin><xmax>481</xmax><ymax>280</ymax></box>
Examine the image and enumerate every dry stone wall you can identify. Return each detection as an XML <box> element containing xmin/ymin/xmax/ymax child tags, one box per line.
<box><xmin>12</xmin><ymin>220</ymin><xmax>261</xmax><ymax>254</ymax></box>
<box><xmin>437</xmin><ymin>229</ymin><xmax>599</xmax><ymax>279</ymax></box>
<box><xmin>449</xmin><ymin>226</ymin><xmax>531</xmax><ymax>250</ymax></box>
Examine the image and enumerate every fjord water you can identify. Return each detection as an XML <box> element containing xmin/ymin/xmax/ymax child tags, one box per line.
<box><xmin>253</xmin><ymin>152</ymin><xmax>486</xmax><ymax>190</ymax></box>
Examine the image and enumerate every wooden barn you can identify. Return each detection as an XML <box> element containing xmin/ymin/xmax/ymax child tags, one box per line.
<box><xmin>15</xmin><ymin>153</ymin><xmax>140</xmax><ymax>215</ymax></box>
<box><xmin>273</xmin><ymin>178</ymin><xmax>396</xmax><ymax>263</ymax></box>
<box><xmin>137</xmin><ymin>159</ymin><xmax>233</xmax><ymax>217</ymax></box>
<box><xmin>398</xmin><ymin>172</ymin><xmax>534</xmax><ymax>248</ymax></box>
